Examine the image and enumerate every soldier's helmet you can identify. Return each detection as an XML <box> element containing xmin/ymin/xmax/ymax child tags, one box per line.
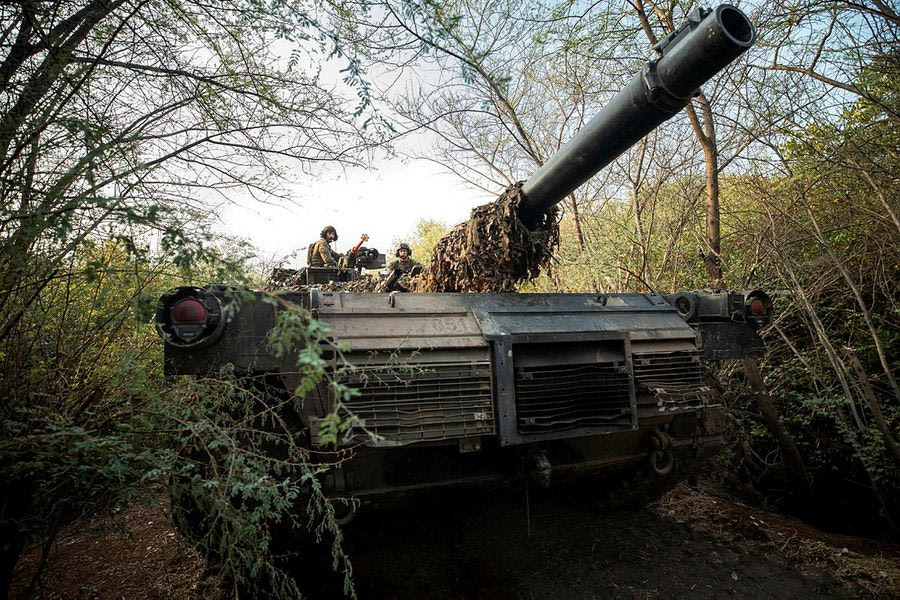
<box><xmin>320</xmin><ymin>225</ymin><xmax>338</xmax><ymax>241</ymax></box>
<box><xmin>396</xmin><ymin>243</ymin><xmax>412</xmax><ymax>257</ymax></box>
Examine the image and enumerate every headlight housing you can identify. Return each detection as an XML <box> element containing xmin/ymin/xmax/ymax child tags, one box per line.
<box><xmin>155</xmin><ymin>287</ymin><xmax>226</xmax><ymax>348</ymax></box>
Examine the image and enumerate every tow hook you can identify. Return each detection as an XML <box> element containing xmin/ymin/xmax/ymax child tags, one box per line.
<box><xmin>526</xmin><ymin>449</ymin><xmax>552</xmax><ymax>488</ymax></box>
<box><xmin>649</xmin><ymin>428</ymin><xmax>675</xmax><ymax>476</ymax></box>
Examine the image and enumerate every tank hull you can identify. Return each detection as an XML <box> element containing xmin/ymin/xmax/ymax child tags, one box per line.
<box><xmin>162</xmin><ymin>289</ymin><xmax>757</xmax><ymax>496</ymax></box>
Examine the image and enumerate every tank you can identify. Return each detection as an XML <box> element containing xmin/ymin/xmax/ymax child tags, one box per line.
<box><xmin>158</xmin><ymin>0</ymin><xmax>761</xmax><ymax>546</ymax></box>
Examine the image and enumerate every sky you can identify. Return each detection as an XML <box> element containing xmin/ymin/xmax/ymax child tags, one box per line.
<box><xmin>212</xmin><ymin>156</ymin><xmax>490</xmax><ymax>267</ymax></box>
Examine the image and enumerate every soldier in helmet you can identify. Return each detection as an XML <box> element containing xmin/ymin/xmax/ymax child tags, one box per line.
<box><xmin>386</xmin><ymin>243</ymin><xmax>422</xmax><ymax>275</ymax></box>
<box><xmin>308</xmin><ymin>226</ymin><xmax>343</xmax><ymax>267</ymax></box>
<box><xmin>378</xmin><ymin>242</ymin><xmax>424</xmax><ymax>293</ymax></box>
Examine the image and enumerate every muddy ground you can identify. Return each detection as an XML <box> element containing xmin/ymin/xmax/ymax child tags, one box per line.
<box><xmin>11</xmin><ymin>483</ymin><xmax>900</xmax><ymax>599</ymax></box>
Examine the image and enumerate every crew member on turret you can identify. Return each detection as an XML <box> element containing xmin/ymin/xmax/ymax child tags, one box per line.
<box><xmin>308</xmin><ymin>226</ymin><xmax>342</xmax><ymax>267</ymax></box>
<box><xmin>386</xmin><ymin>243</ymin><xmax>422</xmax><ymax>274</ymax></box>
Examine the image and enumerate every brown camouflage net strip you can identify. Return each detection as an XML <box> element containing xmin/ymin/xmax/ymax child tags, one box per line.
<box><xmin>410</xmin><ymin>183</ymin><xmax>559</xmax><ymax>292</ymax></box>
<box><xmin>265</xmin><ymin>271</ymin><xmax>380</xmax><ymax>293</ymax></box>
<box><xmin>319</xmin><ymin>275</ymin><xmax>379</xmax><ymax>292</ymax></box>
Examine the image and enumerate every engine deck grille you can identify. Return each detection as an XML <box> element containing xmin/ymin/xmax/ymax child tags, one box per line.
<box><xmin>514</xmin><ymin>363</ymin><xmax>633</xmax><ymax>434</ymax></box>
<box><xmin>322</xmin><ymin>362</ymin><xmax>494</xmax><ymax>445</ymax></box>
<box><xmin>632</xmin><ymin>351</ymin><xmax>704</xmax><ymax>388</ymax></box>
<box><xmin>632</xmin><ymin>351</ymin><xmax>713</xmax><ymax>411</ymax></box>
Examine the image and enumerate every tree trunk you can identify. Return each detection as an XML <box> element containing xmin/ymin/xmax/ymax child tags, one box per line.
<box><xmin>684</xmin><ymin>95</ymin><xmax>723</xmax><ymax>288</ymax></box>
<box><xmin>568</xmin><ymin>193</ymin><xmax>585</xmax><ymax>252</ymax></box>
<box><xmin>847</xmin><ymin>349</ymin><xmax>900</xmax><ymax>466</ymax></box>
<box><xmin>632</xmin><ymin>1</ymin><xmax>723</xmax><ymax>288</ymax></box>
<box><xmin>741</xmin><ymin>358</ymin><xmax>813</xmax><ymax>501</ymax></box>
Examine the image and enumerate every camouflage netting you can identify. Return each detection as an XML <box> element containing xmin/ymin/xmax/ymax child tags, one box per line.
<box><xmin>319</xmin><ymin>274</ymin><xmax>379</xmax><ymax>293</ymax></box>
<box><xmin>411</xmin><ymin>183</ymin><xmax>559</xmax><ymax>292</ymax></box>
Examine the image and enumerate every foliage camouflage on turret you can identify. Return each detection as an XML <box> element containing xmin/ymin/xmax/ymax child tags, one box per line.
<box><xmin>412</xmin><ymin>184</ymin><xmax>560</xmax><ymax>292</ymax></box>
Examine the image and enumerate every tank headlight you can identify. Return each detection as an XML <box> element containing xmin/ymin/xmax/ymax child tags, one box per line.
<box><xmin>155</xmin><ymin>287</ymin><xmax>226</xmax><ymax>348</ymax></box>
<box><xmin>744</xmin><ymin>290</ymin><xmax>773</xmax><ymax>329</ymax></box>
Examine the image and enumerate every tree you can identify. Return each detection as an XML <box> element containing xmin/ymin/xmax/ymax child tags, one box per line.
<box><xmin>403</xmin><ymin>218</ymin><xmax>450</xmax><ymax>266</ymax></box>
<box><xmin>0</xmin><ymin>0</ymin><xmax>384</xmax><ymax>594</ymax></box>
<box><xmin>628</xmin><ymin>0</ymin><xmax>728</xmax><ymax>286</ymax></box>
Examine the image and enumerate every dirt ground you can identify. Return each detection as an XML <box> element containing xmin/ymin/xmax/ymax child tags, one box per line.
<box><xmin>11</xmin><ymin>482</ymin><xmax>900</xmax><ymax>599</ymax></box>
<box><xmin>10</xmin><ymin>498</ymin><xmax>215</xmax><ymax>600</ymax></box>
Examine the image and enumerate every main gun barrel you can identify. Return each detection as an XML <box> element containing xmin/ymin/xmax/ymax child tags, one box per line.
<box><xmin>518</xmin><ymin>5</ymin><xmax>755</xmax><ymax>228</ymax></box>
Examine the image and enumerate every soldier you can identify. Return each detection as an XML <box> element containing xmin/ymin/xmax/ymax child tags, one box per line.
<box><xmin>378</xmin><ymin>243</ymin><xmax>423</xmax><ymax>293</ymax></box>
<box><xmin>308</xmin><ymin>226</ymin><xmax>342</xmax><ymax>267</ymax></box>
<box><xmin>386</xmin><ymin>243</ymin><xmax>422</xmax><ymax>274</ymax></box>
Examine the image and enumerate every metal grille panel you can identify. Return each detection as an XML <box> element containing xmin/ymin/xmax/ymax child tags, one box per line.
<box><xmin>514</xmin><ymin>363</ymin><xmax>633</xmax><ymax>434</ymax></box>
<box><xmin>632</xmin><ymin>351</ymin><xmax>704</xmax><ymax>388</ymax></box>
<box><xmin>632</xmin><ymin>351</ymin><xmax>713</xmax><ymax>411</ymax></box>
<box><xmin>333</xmin><ymin>362</ymin><xmax>494</xmax><ymax>445</ymax></box>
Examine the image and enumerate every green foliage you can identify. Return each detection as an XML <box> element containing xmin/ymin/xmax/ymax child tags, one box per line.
<box><xmin>166</xmin><ymin>302</ymin><xmax>363</xmax><ymax>597</ymax></box>
<box><xmin>0</xmin><ymin>241</ymin><xmax>363</xmax><ymax>597</ymax></box>
<box><xmin>265</xmin><ymin>304</ymin><xmax>361</xmax><ymax>445</ymax></box>
<box><xmin>0</xmin><ymin>1</ymin><xmax>384</xmax><ymax>595</ymax></box>
<box><xmin>712</xmin><ymin>58</ymin><xmax>900</xmax><ymax>517</ymax></box>
<box><xmin>403</xmin><ymin>218</ymin><xmax>452</xmax><ymax>267</ymax></box>
<box><xmin>523</xmin><ymin>178</ymin><xmax>717</xmax><ymax>295</ymax></box>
